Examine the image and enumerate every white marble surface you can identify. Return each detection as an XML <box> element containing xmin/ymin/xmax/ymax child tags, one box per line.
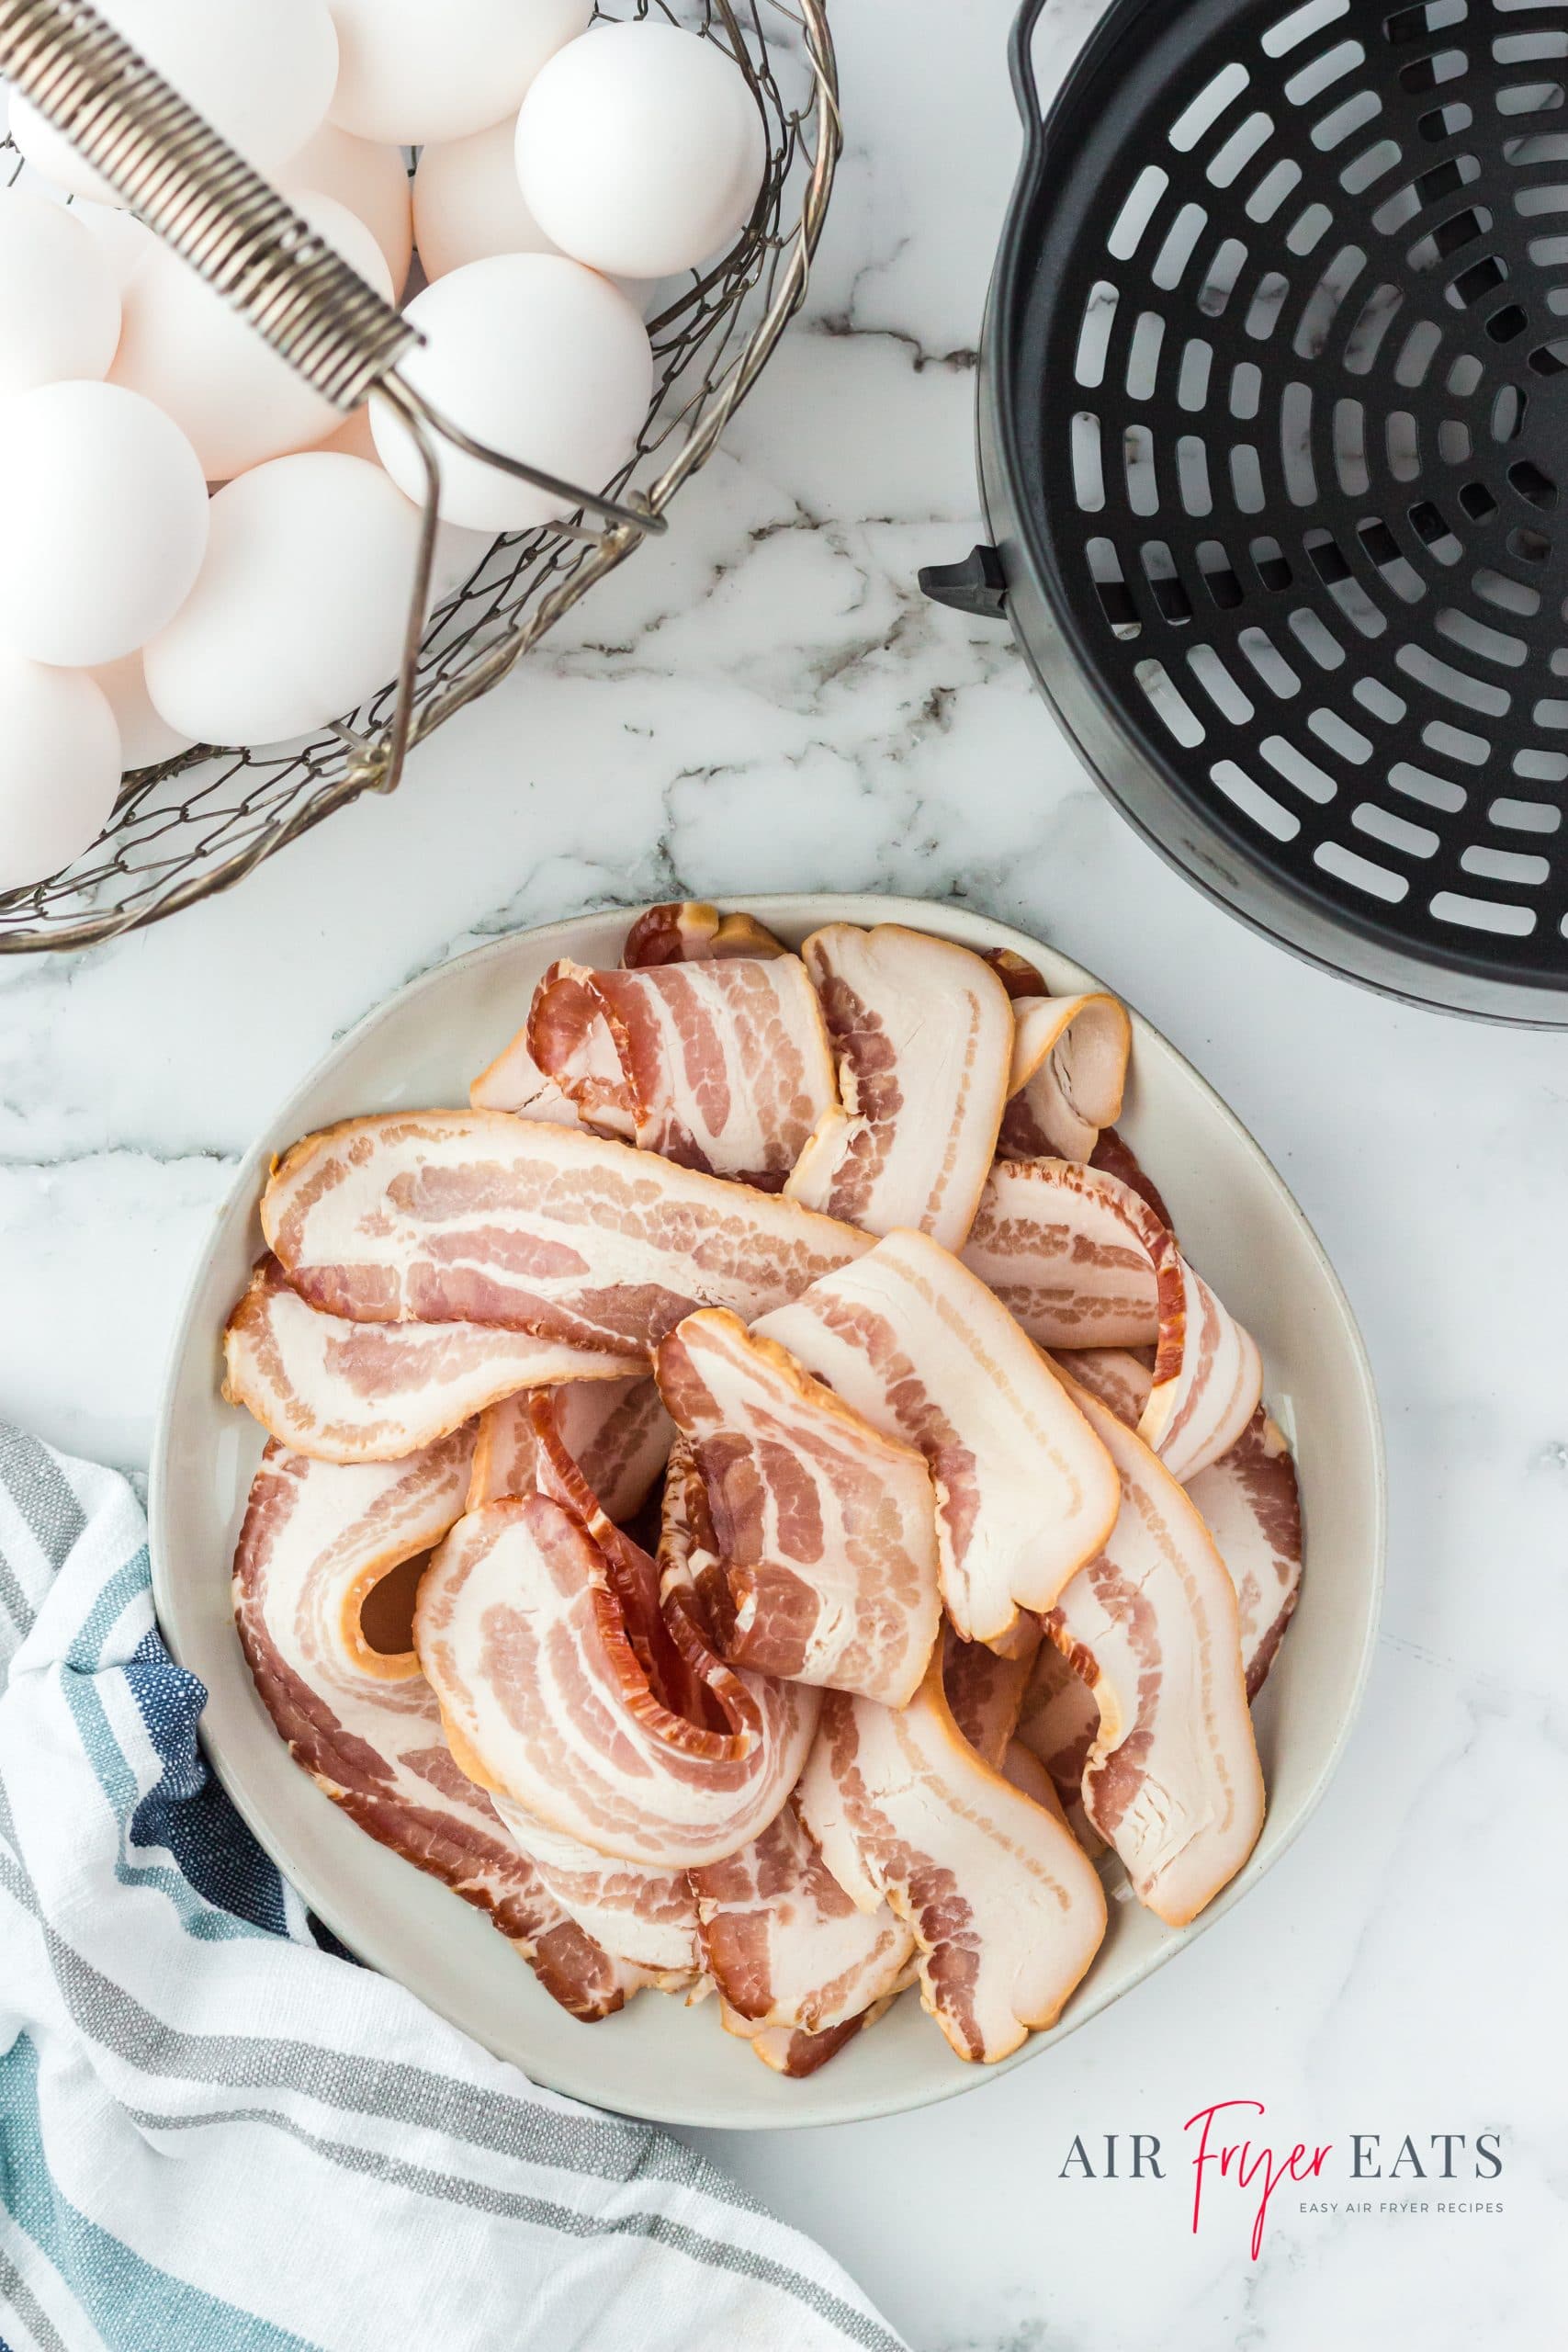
<box><xmin>2</xmin><ymin>3</ymin><xmax>1564</xmax><ymax>2345</ymax></box>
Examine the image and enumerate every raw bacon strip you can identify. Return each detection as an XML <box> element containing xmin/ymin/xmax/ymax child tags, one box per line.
<box><xmin>797</xmin><ymin>1655</ymin><xmax>1107</xmax><ymax>2064</ymax></box>
<box><xmin>1014</xmin><ymin>1641</ymin><xmax>1105</xmax><ymax>1855</ymax></box>
<box><xmin>1186</xmin><ymin>1408</ymin><xmax>1303</xmax><ymax>1701</ymax></box>
<box><xmin>493</xmin><ymin>1798</ymin><xmax>700</xmax><ymax>1979</ymax></box>
<box><xmin>231</xmin><ymin>1435</ymin><xmax>644</xmax><ymax>2019</ymax></box>
<box><xmin>963</xmin><ymin>1158</ymin><xmax>1158</xmax><ymax>1351</ymax></box>
<box><xmin>694</xmin><ymin>1799</ymin><xmax>914</xmax><ymax>2042</ymax></box>
<box><xmin>755</xmin><ymin>1229</ymin><xmax>1120</xmax><ymax>1646</ymax></box>
<box><xmin>739</xmin><ymin>2001</ymin><xmax>904</xmax><ymax>2079</ymax></box>
<box><xmin>784</xmin><ymin>924</ymin><xmax>1013</xmax><ymax>1251</ymax></box>
<box><xmin>524</xmin><ymin>954</ymin><xmax>836</xmax><ymax>1186</ymax></box>
<box><xmin>654</xmin><ymin>1307</ymin><xmax>942</xmax><ymax>1706</ymax></box>
<box><xmin>1091</xmin><ymin>1125</ymin><xmax>1173</xmax><ymax>1228</ymax></box>
<box><xmin>469</xmin><ymin>1018</ymin><xmax>581</xmax><ymax>1124</ymax></box>
<box><xmin>1050</xmin><ymin>1345</ymin><xmax>1154</xmax><ymax>1430</ymax></box>
<box><xmin>223</xmin><ymin>1255</ymin><xmax>638</xmax><ymax>1464</ymax></box>
<box><xmin>1042</xmin><ymin>1370</ymin><xmax>1266</xmax><ymax>1927</ymax></box>
<box><xmin>965</xmin><ymin>1158</ymin><xmax>1262</xmax><ymax>1482</ymax></box>
<box><xmin>1000</xmin><ymin>992</ymin><xmax>1132</xmax><ymax>1163</ymax></box>
<box><xmin>623</xmin><ymin>900</ymin><xmax>788</xmax><ymax>967</ymax></box>
<box><xmin>942</xmin><ymin>1620</ymin><xmax>1040</xmax><ymax>1770</ymax></box>
<box><xmin>262</xmin><ymin>1110</ymin><xmax>870</xmax><ymax>1352</ymax></box>
<box><xmin>942</xmin><ymin>1626</ymin><xmax>1071</xmax><ymax>1829</ymax></box>
<box><xmin>1018</xmin><ymin>1408</ymin><xmax>1302</xmax><ymax>1834</ymax></box>
<box><xmin>466</xmin><ymin>1374</ymin><xmax>672</xmax><ymax>1522</ymax></box>
<box><xmin>414</xmin><ymin>1476</ymin><xmax>818</xmax><ymax>1870</ymax></box>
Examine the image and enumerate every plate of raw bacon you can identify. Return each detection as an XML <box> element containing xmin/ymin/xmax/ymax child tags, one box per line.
<box><xmin>150</xmin><ymin>895</ymin><xmax>1383</xmax><ymax>2128</ymax></box>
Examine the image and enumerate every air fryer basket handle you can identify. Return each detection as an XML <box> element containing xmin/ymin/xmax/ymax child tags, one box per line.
<box><xmin>1008</xmin><ymin>0</ymin><xmax>1052</xmax><ymax>142</ymax></box>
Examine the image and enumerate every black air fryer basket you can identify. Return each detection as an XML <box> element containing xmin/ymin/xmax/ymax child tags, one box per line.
<box><xmin>926</xmin><ymin>0</ymin><xmax>1568</xmax><ymax>1023</ymax></box>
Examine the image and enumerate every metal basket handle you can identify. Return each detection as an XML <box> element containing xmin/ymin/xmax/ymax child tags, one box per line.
<box><xmin>0</xmin><ymin>0</ymin><xmax>665</xmax><ymax>790</ymax></box>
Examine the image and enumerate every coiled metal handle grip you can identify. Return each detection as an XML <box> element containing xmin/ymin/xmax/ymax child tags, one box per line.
<box><xmin>0</xmin><ymin>0</ymin><xmax>418</xmax><ymax>408</ymax></box>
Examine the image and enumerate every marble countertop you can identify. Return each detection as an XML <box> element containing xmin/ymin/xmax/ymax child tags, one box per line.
<box><xmin>2</xmin><ymin>3</ymin><xmax>1562</xmax><ymax>2344</ymax></box>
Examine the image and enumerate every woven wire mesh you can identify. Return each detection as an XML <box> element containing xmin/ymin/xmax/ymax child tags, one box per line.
<box><xmin>0</xmin><ymin>0</ymin><xmax>838</xmax><ymax>952</ymax></box>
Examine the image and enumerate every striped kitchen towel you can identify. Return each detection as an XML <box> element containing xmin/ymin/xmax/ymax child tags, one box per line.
<box><xmin>0</xmin><ymin>1427</ymin><xmax>903</xmax><ymax>2352</ymax></box>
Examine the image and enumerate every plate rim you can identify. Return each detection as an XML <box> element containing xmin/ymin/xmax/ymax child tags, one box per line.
<box><xmin>148</xmin><ymin>891</ymin><xmax>1387</xmax><ymax>2130</ymax></box>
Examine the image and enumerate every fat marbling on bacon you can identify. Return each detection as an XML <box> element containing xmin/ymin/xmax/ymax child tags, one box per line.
<box><xmin>223</xmin><ymin>1254</ymin><xmax>640</xmax><ymax>1464</ymax></box>
<box><xmin>413</xmin><ymin>1408</ymin><xmax>818</xmax><ymax>1871</ymax></box>
<box><xmin>754</xmin><ymin>1227</ymin><xmax>1121</xmax><ymax>1646</ymax></box>
<box><xmin>1183</xmin><ymin>1407</ymin><xmax>1303</xmax><ymax>1701</ymax></box>
<box><xmin>522</xmin><ymin>952</ymin><xmax>837</xmax><ymax>1186</ymax></box>
<box><xmin>1017</xmin><ymin>1395</ymin><xmax>1302</xmax><ymax>1837</ymax></box>
<box><xmin>466</xmin><ymin>1374</ymin><xmax>673</xmax><ymax>1523</ymax></box>
<box><xmin>262</xmin><ymin>1110</ymin><xmax>870</xmax><ymax>1353</ymax></box>
<box><xmin>784</xmin><ymin>924</ymin><xmax>1014</xmax><ymax>1251</ymax></box>
<box><xmin>694</xmin><ymin>1797</ymin><xmax>915</xmax><ymax>2075</ymax></box>
<box><xmin>231</xmin><ymin>1433</ymin><xmax>649</xmax><ymax>2018</ymax></box>
<box><xmin>798</xmin><ymin>1652</ymin><xmax>1107</xmax><ymax>2064</ymax></box>
<box><xmin>1042</xmin><ymin>1367</ymin><xmax>1266</xmax><ymax>1927</ymax></box>
<box><xmin>654</xmin><ymin>1306</ymin><xmax>942</xmax><ymax>1706</ymax></box>
<box><xmin>492</xmin><ymin>1798</ymin><xmax>701</xmax><ymax>1980</ymax></box>
<box><xmin>965</xmin><ymin>1156</ymin><xmax>1262</xmax><ymax>1482</ymax></box>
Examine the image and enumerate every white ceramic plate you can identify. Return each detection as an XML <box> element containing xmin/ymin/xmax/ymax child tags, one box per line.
<box><xmin>150</xmin><ymin>894</ymin><xmax>1383</xmax><ymax>2130</ymax></box>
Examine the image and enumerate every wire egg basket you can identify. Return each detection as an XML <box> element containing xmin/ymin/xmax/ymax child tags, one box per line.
<box><xmin>0</xmin><ymin>0</ymin><xmax>839</xmax><ymax>954</ymax></box>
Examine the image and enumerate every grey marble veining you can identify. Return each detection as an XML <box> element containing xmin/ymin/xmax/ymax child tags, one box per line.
<box><xmin>0</xmin><ymin>5</ymin><xmax>1562</xmax><ymax>2345</ymax></box>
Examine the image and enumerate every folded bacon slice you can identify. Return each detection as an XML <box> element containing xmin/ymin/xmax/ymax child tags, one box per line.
<box><xmin>1018</xmin><ymin>1405</ymin><xmax>1302</xmax><ymax>1838</ymax></box>
<box><xmin>1052</xmin><ymin>1345</ymin><xmax>1155</xmax><ymax>1430</ymax></box>
<box><xmin>1042</xmin><ymin>1370</ymin><xmax>1265</xmax><ymax>1926</ymax></box>
<box><xmin>468</xmin><ymin>1015</ymin><xmax>582</xmax><ymax>1124</ymax></box>
<box><xmin>654</xmin><ymin>1307</ymin><xmax>941</xmax><ymax>1706</ymax></box>
<box><xmin>223</xmin><ymin>1255</ymin><xmax>639</xmax><ymax>1464</ymax></box>
<box><xmin>1090</xmin><ymin>1124</ymin><xmax>1174</xmax><ymax>1228</ymax></box>
<box><xmin>523</xmin><ymin>954</ymin><xmax>837</xmax><ymax>1187</ymax></box>
<box><xmin>1013</xmin><ymin>1640</ymin><xmax>1105</xmax><ymax>1854</ymax></box>
<box><xmin>493</xmin><ymin>1798</ymin><xmax>700</xmax><ymax>1979</ymax></box>
<box><xmin>738</xmin><ymin>2002</ymin><xmax>908</xmax><ymax>2079</ymax></box>
<box><xmin>694</xmin><ymin>1799</ymin><xmax>914</xmax><ymax>2053</ymax></box>
<box><xmin>784</xmin><ymin>924</ymin><xmax>1013</xmax><ymax>1251</ymax></box>
<box><xmin>942</xmin><ymin>1619</ymin><xmax>1039</xmax><ymax>1770</ymax></box>
<box><xmin>965</xmin><ymin>1157</ymin><xmax>1262</xmax><ymax>1482</ymax></box>
<box><xmin>754</xmin><ymin>1228</ymin><xmax>1119</xmax><ymax>1646</ymax></box>
<box><xmin>964</xmin><ymin>1157</ymin><xmax>1159</xmax><ymax>1351</ymax></box>
<box><xmin>414</xmin><ymin>1461</ymin><xmax>818</xmax><ymax>1869</ymax></box>
<box><xmin>1001</xmin><ymin>992</ymin><xmax>1132</xmax><ymax>1163</ymax></box>
<box><xmin>231</xmin><ymin>1434</ymin><xmax>645</xmax><ymax>2018</ymax></box>
<box><xmin>623</xmin><ymin>900</ymin><xmax>788</xmax><ymax>967</ymax></box>
<box><xmin>466</xmin><ymin>1374</ymin><xmax>672</xmax><ymax>1522</ymax></box>
<box><xmin>1186</xmin><ymin>1408</ymin><xmax>1303</xmax><ymax>1701</ymax></box>
<box><xmin>798</xmin><ymin>1656</ymin><xmax>1107</xmax><ymax>2063</ymax></box>
<box><xmin>262</xmin><ymin>1111</ymin><xmax>870</xmax><ymax>1352</ymax></box>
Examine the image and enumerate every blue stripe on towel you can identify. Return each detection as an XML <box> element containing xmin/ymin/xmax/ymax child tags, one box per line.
<box><xmin>0</xmin><ymin>2038</ymin><xmax>322</xmax><ymax>2352</ymax></box>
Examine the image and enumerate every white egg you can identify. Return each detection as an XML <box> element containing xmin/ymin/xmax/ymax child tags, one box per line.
<box><xmin>325</xmin><ymin>0</ymin><xmax>591</xmax><ymax>145</ymax></box>
<box><xmin>0</xmin><ymin>191</ymin><xmax>121</xmax><ymax>394</ymax></box>
<box><xmin>71</xmin><ymin>201</ymin><xmax>160</xmax><ymax>293</ymax></box>
<box><xmin>413</xmin><ymin>118</ymin><xmax>562</xmax><ymax>282</ymax></box>
<box><xmin>312</xmin><ymin>402</ymin><xmax>382</xmax><ymax>463</ymax></box>
<box><xmin>142</xmin><ymin>454</ymin><xmax>424</xmax><ymax>748</ymax></box>
<box><xmin>516</xmin><ymin>23</ymin><xmax>765</xmax><ymax>280</ymax></box>
<box><xmin>0</xmin><ymin>652</ymin><xmax>121</xmax><ymax>893</ymax></box>
<box><xmin>90</xmin><ymin>650</ymin><xmax>196</xmax><ymax>770</ymax></box>
<box><xmin>371</xmin><ymin>253</ymin><xmax>651</xmax><ymax>533</ymax></box>
<box><xmin>0</xmin><ymin>381</ymin><xmax>209</xmax><ymax>667</ymax></box>
<box><xmin>278</xmin><ymin>121</ymin><xmax>413</xmax><ymax>298</ymax></box>
<box><xmin>109</xmin><ymin>192</ymin><xmax>393</xmax><ymax>482</ymax></box>
<box><xmin>9</xmin><ymin>0</ymin><xmax>339</xmax><ymax>204</ymax></box>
